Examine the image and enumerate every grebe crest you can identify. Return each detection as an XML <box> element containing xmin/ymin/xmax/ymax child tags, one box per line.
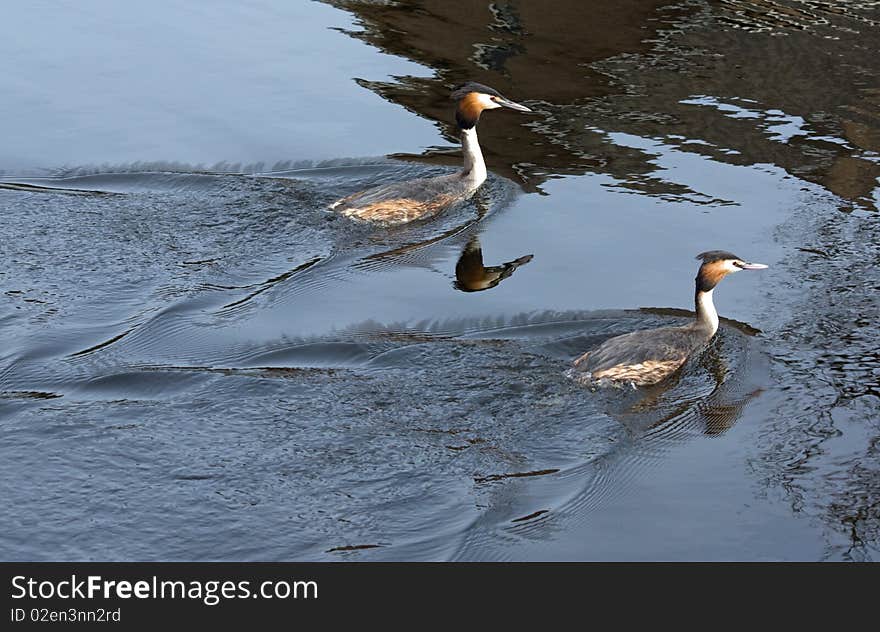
<box><xmin>329</xmin><ymin>83</ymin><xmax>532</xmax><ymax>226</ymax></box>
<box><xmin>570</xmin><ymin>251</ymin><xmax>767</xmax><ymax>387</ymax></box>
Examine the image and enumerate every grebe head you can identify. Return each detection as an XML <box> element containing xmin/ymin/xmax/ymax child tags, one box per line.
<box><xmin>451</xmin><ymin>82</ymin><xmax>532</xmax><ymax>129</ymax></box>
<box><xmin>695</xmin><ymin>250</ymin><xmax>768</xmax><ymax>292</ymax></box>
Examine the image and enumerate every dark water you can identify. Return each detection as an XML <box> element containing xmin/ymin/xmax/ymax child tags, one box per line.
<box><xmin>1</xmin><ymin>1</ymin><xmax>878</xmax><ymax>561</ymax></box>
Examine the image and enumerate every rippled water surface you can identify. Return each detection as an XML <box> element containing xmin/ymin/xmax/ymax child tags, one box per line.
<box><xmin>2</xmin><ymin>1</ymin><xmax>879</xmax><ymax>561</ymax></box>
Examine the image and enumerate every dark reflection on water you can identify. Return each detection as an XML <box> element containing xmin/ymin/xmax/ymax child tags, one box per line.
<box><xmin>325</xmin><ymin>0</ymin><xmax>694</xmax><ymax>190</ymax></box>
<box><xmin>327</xmin><ymin>0</ymin><xmax>880</xmax><ymax>210</ymax></box>
<box><xmin>1</xmin><ymin>0</ymin><xmax>879</xmax><ymax>561</ymax></box>
<box><xmin>453</xmin><ymin>236</ymin><xmax>533</xmax><ymax>293</ymax></box>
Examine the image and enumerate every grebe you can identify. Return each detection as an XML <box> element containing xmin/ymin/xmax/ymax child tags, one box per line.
<box><xmin>571</xmin><ymin>251</ymin><xmax>767</xmax><ymax>386</ymax></box>
<box><xmin>454</xmin><ymin>235</ymin><xmax>533</xmax><ymax>292</ymax></box>
<box><xmin>329</xmin><ymin>83</ymin><xmax>531</xmax><ymax>226</ymax></box>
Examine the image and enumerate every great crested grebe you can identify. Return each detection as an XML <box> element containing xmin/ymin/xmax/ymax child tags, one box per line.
<box><xmin>329</xmin><ymin>82</ymin><xmax>532</xmax><ymax>225</ymax></box>
<box><xmin>571</xmin><ymin>251</ymin><xmax>768</xmax><ymax>387</ymax></box>
<box><xmin>454</xmin><ymin>235</ymin><xmax>533</xmax><ymax>292</ymax></box>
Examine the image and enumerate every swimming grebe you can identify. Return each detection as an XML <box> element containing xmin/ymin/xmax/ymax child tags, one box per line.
<box><xmin>571</xmin><ymin>251</ymin><xmax>767</xmax><ymax>386</ymax></box>
<box><xmin>454</xmin><ymin>235</ymin><xmax>533</xmax><ymax>292</ymax></box>
<box><xmin>329</xmin><ymin>83</ymin><xmax>531</xmax><ymax>226</ymax></box>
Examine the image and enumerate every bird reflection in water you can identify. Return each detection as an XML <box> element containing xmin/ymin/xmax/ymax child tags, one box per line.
<box><xmin>453</xmin><ymin>235</ymin><xmax>533</xmax><ymax>292</ymax></box>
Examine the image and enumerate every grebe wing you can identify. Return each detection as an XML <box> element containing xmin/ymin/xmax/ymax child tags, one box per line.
<box><xmin>329</xmin><ymin>173</ymin><xmax>467</xmax><ymax>225</ymax></box>
<box><xmin>573</xmin><ymin>326</ymin><xmax>700</xmax><ymax>375</ymax></box>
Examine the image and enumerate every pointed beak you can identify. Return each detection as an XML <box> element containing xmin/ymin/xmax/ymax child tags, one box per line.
<box><xmin>496</xmin><ymin>97</ymin><xmax>532</xmax><ymax>112</ymax></box>
<box><xmin>739</xmin><ymin>262</ymin><xmax>768</xmax><ymax>270</ymax></box>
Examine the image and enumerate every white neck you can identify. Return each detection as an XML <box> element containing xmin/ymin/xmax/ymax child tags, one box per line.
<box><xmin>695</xmin><ymin>289</ymin><xmax>719</xmax><ymax>336</ymax></box>
<box><xmin>460</xmin><ymin>127</ymin><xmax>487</xmax><ymax>185</ymax></box>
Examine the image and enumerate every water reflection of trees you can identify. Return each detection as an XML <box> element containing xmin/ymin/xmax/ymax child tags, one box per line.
<box><xmin>325</xmin><ymin>0</ymin><xmax>880</xmax><ymax>209</ymax></box>
<box><xmin>323</xmin><ymin>0</ymin><xmax>691</xmax><ymax>192</ymax></box>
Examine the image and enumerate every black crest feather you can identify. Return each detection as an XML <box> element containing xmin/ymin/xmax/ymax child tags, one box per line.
<box><xmin>451</xmin><ymin>82</ymin><xmax>503</xmax><ymax>101</ymax></box>
<box><xmin>695</xmin><ymin>250</ymin><xmax>740</xmax><ymax>264</ymax></box>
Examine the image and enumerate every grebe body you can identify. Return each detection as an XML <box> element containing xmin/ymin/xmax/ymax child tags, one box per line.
<box><xmin>572</xmin><ymin>251</ymin><xmax>767</xmax><ymax>386</ymax></box>
<box><xmin>329</xmin><ymin>83</ymin><xmax>531</xmax><ymax>226</ymax></box>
